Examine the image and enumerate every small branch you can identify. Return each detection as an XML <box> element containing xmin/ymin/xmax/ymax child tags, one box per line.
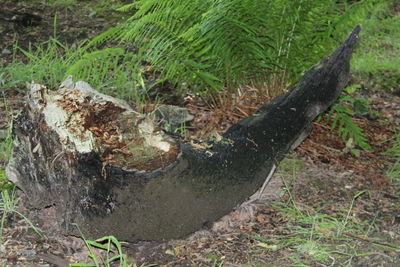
<box><xmin>258</xmin><ymin>164</ymin><xmax>277</xmax><ymax>199</ymax></box>
<box><xmin>308</xmin><ymin>140</ymin><xmax>342</xmax><ymax>153</ymax></box>
<box><xmin>241</xmin><ymin>164</ymin><xmax>277</xmax><ymax>206</ymax></box>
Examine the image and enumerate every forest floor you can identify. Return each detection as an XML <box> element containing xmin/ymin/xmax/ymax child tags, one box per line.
<box><xmin>0</xmin><ymin>1</ymin><xmax>399</xmax><ymax>266</ymax></box>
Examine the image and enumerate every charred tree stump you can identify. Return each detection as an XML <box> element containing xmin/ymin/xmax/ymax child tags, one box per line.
<box><xmin>6</xmin><ymin>26</ymin><xmax>361</xmax><ymax>241</ymax></box>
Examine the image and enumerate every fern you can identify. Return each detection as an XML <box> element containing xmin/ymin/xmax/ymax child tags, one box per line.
<box><xmin>326</xmin><ymin>85</ymin><xmax>372</xmax><ymax>151</ymax></box>
<box><xmin>65</xmin><ymin>47</ymin><xmax>148</xmax><ymax>102</ymax></box>
<box><xmin>328</xmin><ymin>105</ymin><xmax>371</xmax><ymax>151</ymax></box>
<box><xmin>78</xmin><ymin>0</ymin><xmax>385</xmax><ymax>97</ymax></box>
<box><xmin>87</xmin><ymin>25</ymin><xmax>129</xmax><ymax>48</ymax></box>
<box><xmin>66</xmin><ymin>48</ymin><xmax>125</xmax><ymax>86</ymax></box>
<box><xmin>85</xmin><ymin>1</ymin><xmax>382</xmax><ymax>94</ymax></box>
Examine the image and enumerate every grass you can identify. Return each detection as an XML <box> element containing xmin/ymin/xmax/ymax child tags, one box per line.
<box><xmin>0</xmin><ymin>95</ymin><xmax>13</xmax><ymax>164</ymax></box>
<box><xmin>351</xmin><ymin>2</ymin><xmax>400</xmax><ymax>92</ymax></box>
<box><xmin>0</xmin><ymin>189</ymin><xmax>43</xmax><ymax>244</ymax></box>
<box><xmin>352</xmin><ymin>5</ymin><xmax>400</xmax><ymax>74</ymax></box>
<box><xmin>250</xmin><ymin>161</ymin><xmax>399</xmax><ymax>266</ymax></box>
<box><xmin>46</xmin><ymin>0</ymin><xmax>78</xmax><ymax>9</ymax></box>
<box><xmin>385</xmin><ymin>132</ymin><xmax>400</xmax><ymax>184</ymax></box>
<box><xmin>70</xmin><ymin>223</ymin><xmax>156</xmax><ymax>267</ymax></box>
<box><xmin>3</xmin><ymin>38</ymin><xmax>78</xmax><ymax>90</ymax></box>
<box><xmin>387</xmin><ymin>159</ymin><xmax>400</xmax><ymax>184</ymax></box>
<box><xmin>0</xmin><ymin>170</ymin><xmax>13</xmax><ymax>192</ymax></box>
<box><xmin>2</xmin><ymin>38</ymin><xmax>149</xmax><ymax>103</ymax></box>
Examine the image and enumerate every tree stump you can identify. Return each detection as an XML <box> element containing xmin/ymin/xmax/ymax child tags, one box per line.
<box><xmin>6</xmin><ymin>26</ymin><xmax>361</xmax><ymax>242</ymax></box>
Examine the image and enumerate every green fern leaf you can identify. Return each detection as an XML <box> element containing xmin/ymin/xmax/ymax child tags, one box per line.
<box><xmin>65</xmin><ymin>48</ymin><xmax>125</xmax><ymax>87</ymax></box>
<box><xmin>85</xmin><ymin>0</ymin><xmax>383</xmax><ymax>96</ymax></box>
<box><xmin>328</xmin><ymin>104</ymin><xmax>371</xmax><ymax>151</ymax></box>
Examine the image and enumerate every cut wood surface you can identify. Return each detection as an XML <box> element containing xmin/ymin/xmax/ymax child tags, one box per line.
<box><xmin>6</xmin><ymin>26</ymin><xmax>361</xmax><ymax>242</ymax></box>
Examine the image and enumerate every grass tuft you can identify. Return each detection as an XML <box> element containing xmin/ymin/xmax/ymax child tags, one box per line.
<box><xmin>0</xmin><ymin>189</ymin><xmax>43</xmax><ymax>244</ymax></box>
<box><xmin>0</xmin><ymin>95</ymin><xmax>13</xmax><ymax>164</ymax></box>
<box><xmin>250</xmin><ymin>160</ymin><xmax>391</xmax><ymax>266</ymax></box>
<box><xmin>385</xmin><ymin>132</ymin><xmax>400</xmax><ymax>184</ymax></box>
<box><xmin>69</xmin><ymin>223</ymin><xmax>156</xmax><ymax>267</ymax></box>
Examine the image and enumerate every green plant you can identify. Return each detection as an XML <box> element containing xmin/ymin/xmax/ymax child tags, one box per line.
<box><xmin>166</xmin><ymin>122</ymin><xmax>195</xmax><ymax>137</ymax></box>
<box><xmin>3</xmin><ymin>38</ymin><xmax>80</xmax><ymax>90</ymax></box>
<box><xmin>0</xmin><ymin>189</ymin><xmax>43</xmax><ymax>244</ymax></box>
<box><xmin>352</xmin><ymin>2</ymin><xmax>400</xmax><ymax>73</ymax></box>
<box><xmin>253</xmin><ymin>175</ymin><xmax>375</xmax><ymax>266</ymax></box>
<box><xmin>253</xmin><ymin>203</ymin><xmax>357</xmax><ymax>265</ymax></box>
<box><xmin>384</xmin><ymin>132</ymin><xmax>400</xmax><ymax>183</ymax></box>
<box><xmin>46</xmin><ymin>0</ymin><xmax>78</xmax><ymax>9</ymax></box>
<box><xmin>70</xmin><ymin>223</ymin><xmax>140</xmax><ymax>267</ymax></box>
<box><xmin>325</xmin><ymin>84</ymin><xmax>372</xmax><ymax>152</ymax></box>
<box><xmin>85</xmin><ymin>0</ymin><xmax>382</xmax><ymax>97</ymax></box>
<box><xmin>337</xmin><ymin>190</ymin><xmax>369</xmax><ymax>236</ymax></box>
<box><xmin>65</xmin><ymin>48</ymin><xmax>148</xmax><ymax>102</ymax></box>
<box><xmin>0</xmin><ymin>96</ymin><xmax>13</xmax><ymax>163</ymax></box>
<box><xmin>3</xmin><ymin>38</ymin><xmax>148</xmax><ymax>102</ymax></box>
<box><xmin>2</xmin><ymin>13</ymin><xmax>146</xmax><ymax>100</ymax></box>
<box><xmin>0</xmin><ymin>169</ymin><xmax>13</xmax><ymax>191</ymax></box>
<box><xmin>351</xmin><ymin>1</ymin><xmax>400</xmax><ymax>92</ymax></box>
<box><xmin>0</xmin><ymin>66</ymin><xmax>5</xmax><ymax>87</ymax></box>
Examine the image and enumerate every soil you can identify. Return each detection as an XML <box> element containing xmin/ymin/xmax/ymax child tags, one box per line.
<box><xmin>0</xmin><ymin>1</ymin><xmax>399</xmax><ymax>266</ymax></box>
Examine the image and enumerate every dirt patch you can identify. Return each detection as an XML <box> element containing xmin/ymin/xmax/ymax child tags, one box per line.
<box><xmin>0</xmin><ymin>0</ymin><xmax>121</xmax><ymax>67</ymax></box>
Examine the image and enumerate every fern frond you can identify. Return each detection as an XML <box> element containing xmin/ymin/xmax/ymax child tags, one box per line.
<box><xmin>116</xmin><ymin>2</ymin><xmax>139</xmax><ymax>12</ymax></box>
<box><xmin>328</xmin><ymin>105</ymin><xmax>371</xmax><ymax>151</ymax></box>
<box><xmin>87</xmin><ymin>24</ymin><xmax>128</xmax><ymax>48</ymax></box>
<box><xmin>333</xmin><ymin>0</ymin><xmax>382</xmax><ymax>40</ymax></box>
<box><xmin>85</xmin><ymin>0</ymin><xmax>385</xmax><ymax>96</ymax></box>
<box><xmin>66</xmin><ymin>48</ymin><xmax>125</xmax><ymax>86</ymax></box>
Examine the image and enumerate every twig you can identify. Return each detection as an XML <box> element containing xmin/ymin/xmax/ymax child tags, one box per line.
<box><xmin>313</xmin><ymin>122</ymin><xmax>331</xmax><ymax>130</ymax></box>
<box><xmin>38</xmin><ymin>254</ymin><xmax>70</xmax><ymax>267</ymax></box>
<box><xmin>50</xmin><ymin>151</ymin><xmax>65</xmax><ymax>170</ymax></box>
<box><xmin>258</xmin><ymin>164</ymin><xmax>277</xmax><ymax>199</ymax></box>
<box><xmin>240</xmin><ymin>164</ymin><xmax>277</xmax><ymax>206</ymax></box>
<box><xmin>309</xmin><ymin>140</ymin><xmax>342</xmax><ymax>153</ymax></box>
